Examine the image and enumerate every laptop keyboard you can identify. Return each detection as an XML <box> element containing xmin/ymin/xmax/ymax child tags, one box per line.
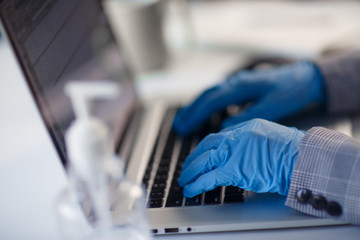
<box><xmin>142</xmin><ymin>108</ymin><xmax>245</xmax><ymax>208</ymax></box>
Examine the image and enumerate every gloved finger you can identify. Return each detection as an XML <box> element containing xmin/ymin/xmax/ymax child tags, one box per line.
<box><xmin>172</xmin><ymin>86</ymin><xmax>229</xmax><ymax>136</ymax></box>
<box><xmin>173</xmin><ymin>78</ymin><xmax>267</xmax><ymax>136</ymax></box>
<box><xmin>182</xmin><ymin>133</ymin><xmax>226</xmax><ymax>169</ymax></box>
<box><xmin>182</xmin><ymin>169</ymin><xmax>232</xmax><ymax>198</ymax></box>
<box><xmin>178</xmin><ymin>149</ymin><xmax>224</xmax><ymax>186</ymax></box>
<box><xmin>221</xmin><ymin>92</ymin><xmax>303</xmax><ymax>129</ymax></box>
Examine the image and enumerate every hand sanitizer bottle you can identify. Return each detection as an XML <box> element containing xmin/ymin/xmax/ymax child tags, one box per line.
<box><xmin>55</xmin><ymin>81</ymin><xmax>152</xmax><ymax>240</ymax></box>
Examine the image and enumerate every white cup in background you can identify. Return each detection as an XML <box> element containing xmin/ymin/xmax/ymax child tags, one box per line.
<box><xmin>104</xmin><ymin>0</ymin><xmax>193</xmax><ymax>75</ymax></box>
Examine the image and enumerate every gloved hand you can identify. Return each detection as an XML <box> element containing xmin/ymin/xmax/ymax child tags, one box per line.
<box><xmin>173</xmin><ymin>61</ymin><xmax>325</xmax><ymax>136</ymax></box>
<box><xmin>178</xmin><ymin>119</ymin><xmax>305</xmax><ymax>197</ymax></box>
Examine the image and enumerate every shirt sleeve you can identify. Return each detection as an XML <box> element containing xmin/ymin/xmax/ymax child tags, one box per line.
<box><xmin>285</xmin><ymin>127</ymin><xmax>360</xmax><ymax>224</ymax></box>
<box><xmin>315</xmin><ymin>51</ymin><xmax>360</xmax><ymax>113</ymax></box>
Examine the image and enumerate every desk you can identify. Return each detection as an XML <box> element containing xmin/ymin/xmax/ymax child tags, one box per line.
<box><xmin>1</xmin><ymin>1</ymin><xmax>360</xmax><ymax>239</ymax></box>
<box><xmin>0</xmin><ymin>41</ymin><xmax>67</xmax><ymax>239</ymax></box>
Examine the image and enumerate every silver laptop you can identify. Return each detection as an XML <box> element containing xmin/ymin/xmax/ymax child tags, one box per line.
<box><xmin>0</xmin><ymin>0</ymin><xmax>346</xmax><ymax>236</ymax></box>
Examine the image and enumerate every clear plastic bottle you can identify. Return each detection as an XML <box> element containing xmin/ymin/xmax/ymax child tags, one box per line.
<box><xmin>55</xmin><ymin>81</ymin><xmax>152</xmax><ymax>240</ymax></box>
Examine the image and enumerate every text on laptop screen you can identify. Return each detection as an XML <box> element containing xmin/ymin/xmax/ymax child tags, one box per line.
<box><xmin>0</xmin><ymin>0</ymin><xmax>137</xmax><ymax>166</ymax></box>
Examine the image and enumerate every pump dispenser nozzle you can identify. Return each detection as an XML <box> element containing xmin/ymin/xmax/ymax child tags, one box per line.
<box><xmin>65</xmin><ymin>81</ymin><xmax>120</xmax><ymax>120</ymax></box>
<box><xmin>65</xmin><ymin>81</ymin><xmax>121</xmax><ymax>180</ymax></box>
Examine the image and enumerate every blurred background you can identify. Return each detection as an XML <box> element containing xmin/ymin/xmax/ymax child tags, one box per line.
<box><xmin>104</xmin><ymin>0</ymin><xmax>360</xmax><ymax>99</ymax></box>
<box><xmin>1</xmin><ymin>1</ymin><xmax>360</xmax><ymax>239</ymax></box>
<box><xmin>187</xmin><ymin>0</ymin><xmax>360</xmax><ymax>57</ymax></box>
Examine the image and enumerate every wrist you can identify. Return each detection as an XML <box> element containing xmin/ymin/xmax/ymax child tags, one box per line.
<box><xmin>282</xmin><ymin>129</ymin><xmax>306</xmax><ymax>196</ymax></box>
<box><xmin>309</xmin><ymin>61</ymin><xmax>327</xmax><ymax>106</ymax></box>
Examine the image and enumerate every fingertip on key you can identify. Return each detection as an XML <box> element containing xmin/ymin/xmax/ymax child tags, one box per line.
<box><xmin>183</xmin><ymin>185</ymin><xmax>198</xmax><ymax>198</ymax></box>
<box><xmin>172</xmin><ymin>120</ymin><xmax>189</xmax><ymax>136</ymax></box>
<box><xmin>177</xmin><ymin>176</ymin><xmax>185</xmax><ymax>187</ymax></box>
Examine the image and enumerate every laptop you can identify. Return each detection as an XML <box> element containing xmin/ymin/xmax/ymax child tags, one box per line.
<box><xmin>0</xmin><ymin>0</ymin><xmax>346</xmax><ymax>236</ymax></box>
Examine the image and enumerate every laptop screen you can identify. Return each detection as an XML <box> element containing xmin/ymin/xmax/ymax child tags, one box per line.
<box><xmin>0</xmin><ymin>0</ymin><xmax>138</xmax><ymax>166</ymax></box>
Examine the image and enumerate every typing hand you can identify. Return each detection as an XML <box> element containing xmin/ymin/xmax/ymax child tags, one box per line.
<box><xmin>173</xmin><ymin>61</ymin><xmax>325</xmax><ymax>136</ymax></box>
<box><xmin>178</xmin><ymin>119</ymin><xmax>305</xmax><ymax>198</ymax></box>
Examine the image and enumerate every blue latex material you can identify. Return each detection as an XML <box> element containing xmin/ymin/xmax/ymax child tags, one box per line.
<box><xmin>173</xmin><ymin>61</ymin><xmax>325</xmax><ymax>136</ymax></box>
<box><xmin>178</xmin><ymin>119</ymin><xmax>305</xmax><ymax>197</ymax></box>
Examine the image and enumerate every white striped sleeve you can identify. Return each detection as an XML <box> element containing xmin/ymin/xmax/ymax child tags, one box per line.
<box><xmin>285</xmin><ymin>127</ymin><xmax>360</xmax><ymax>224</ymax></box>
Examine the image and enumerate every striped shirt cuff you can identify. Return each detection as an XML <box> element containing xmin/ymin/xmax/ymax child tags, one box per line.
<box><xmin>285</xmin><ymin>127</ymin><xmax>357</xmax><ymax>222</ymax></box>
<box><xmin>285</xmin><ymin>127</ymin><xmax>359</xmax><ymax>223</ymax></box>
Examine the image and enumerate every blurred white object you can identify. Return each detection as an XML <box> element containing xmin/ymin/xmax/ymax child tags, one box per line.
<box><xmin>162</xmin><ymin>0</ymin><xmax>194</xmax><ymax>56</ymax></box>
<box><xmin>104</xmin><ymin>0</ymin><xmax>193</xmax><ymax>75</ymax></box>
<box><xmin>55</xmin><ymin>81</ymin><xmax>151</xmax><ymax>240</ymax></box>
<box><xmin>104</xmin><ymin>0</ymin><xmax>168</xmax><ymax>74</ymax></box>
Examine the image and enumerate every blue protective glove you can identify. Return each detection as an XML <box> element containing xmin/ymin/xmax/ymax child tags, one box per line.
<box><xmin>178</xmin><ymin>119</ymin><xmax>305</xmax><ymax>197</ymax></box>
<box><xmin>173</xmin><ymin>61</ymin><xmax>325</xmax><ymax>136</ymax></box>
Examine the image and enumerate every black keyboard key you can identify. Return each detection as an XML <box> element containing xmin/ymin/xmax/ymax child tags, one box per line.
<box><xmin>168</xmin><ymin>130</ymin><xmax>177</xmax><ymax>140</ymax></box>
<box><xmin>171</xmin><ymin>178</ymin><xmax>180</xmax><ymax>188</ymax></box>
<box><xmin>149</xmin><ymin>199</ymin><xmax>164</xmax><ymax>208</ymax></box>
<box><xmin>150</xmin><ymin>191</ymin><xmax>165</xmax><ymax>199</ymax></box>
<box><xmin>166</xmin><ymin>178</ymin><xmax>184</xmax><ymax>207</ymax></box>
<box><xmin>142</xmin><ymin>173</ymin><xmax>151</xmax><ymax>182</ymax></box>
<box><xmin>145</xmin><ymin>166</ymin><xmax>152</xmax><ymax>174</ymax></box>
<box><xmin>160</xmin><ymin>156</ymin><xmax>172</xmax><ymax>164</ymax></box>
<box><xmin>207</xmin><ymin>187</ymin><xmax>222</xmax><ymax>195</ymax></box>
<box><xmin>162</xmin><ymin>132</ymin><xmax>176</xmax><ymax>159</ymax></box>
<box><xmin>224</xmin><ymin>186</ymin><xmax>244</xmax><ymax>203</ymax></box>
<box><xmin>225</xmin><ymin>186</ymin><xmax>244</xmax><ymax>194</ymax></box>
<box><xmin>152</xmin><ymin>185</ymin><xmax>166</xmax><ymax>193</ymax></box>
<box><xmin>162</xmin><ymin>150</ymin><xmax>172</xmax><ymax>159</ymax></box>
<box><xmin>154</xmin><ymin>174</ymin><xmax>168</xmax><ymax>182</ymax></box>
<box><xmin>204</xmin><ymin>187</ymin><xmax>222</xmax><ymax>205</ymax></box>
<box><xmin>204</xmin><ymin>195</ymin><xmax>221</xmax><ymax>205</ymax></box>
<box><xmin>153</xmin><ymin>178</ymin><xmax>167</xmax><ymax>185</ymax></box>
<box><xmin>157</xmin><ymin>166</ymin><xmax>170</xmax><ymax>172</ymax></box>
<box><xmin>176</xmin><ymin>163</ymin><xmax>184</xmax><ymax>172</ymax></box>
<box><xmin>176</xmin><ymin>160</ymin><xmax>184</xmax><ymax>170</ymax></box>
<box><xmin>185</xmin><ymin>195</ymin><xmax>202</xmax><ymax>206</ymax></box>
<box><xmin>142</xmin><ymin>165</ymin><xmax>153</xmax><ymax>182</ymax></box>
<box><xmin>169</xmin><ymin>185</ymin><xmax>182</xmax><ymax>194</ymax></box>
<box><xmin>166</xmin><ymin>195</ymin><xmax>183</xmax><ymax>207</ymax></box>
<box><xmin>152</xmin><ymin>182</ymin><xmax>166</xmax><ymax>189</ymax></box>
<box><xmin>180</xmin><ymin>137</ymin><xmax>192</xmax><ymax>153</ymax></box>
<box><xmin>159</xmin><ymin>161</ymin><xmax>171</xmax><ymax>168</ymax></box>
<box><xmin>224</xmin><ymin>194</ymin><xmax>244</xmax><ymax>203</ymax></box>
<box><xmin>164</xmin><ymin>142</ymin><xmax>175</xmax><ymax>152</ymax></box>
<box><xmin>173</xmin><ymin>169</ymin><xmax>182</xmax><ymax>178</ymax></box>
<box><xmin>156</xmin><ymin>169</ymin><xmax>169</xmax><ymax>176</ymax></box>
<box><xmin>148</xmin><ymin>145</ymin><xmax>157</xmax><ymax>163</ymax></box>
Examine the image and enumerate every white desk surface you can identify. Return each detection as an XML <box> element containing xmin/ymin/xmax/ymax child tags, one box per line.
<box><xmin>1</xmin><ymin>1</ymin><xmax>360</xmax><ymax>239</ymax></box>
